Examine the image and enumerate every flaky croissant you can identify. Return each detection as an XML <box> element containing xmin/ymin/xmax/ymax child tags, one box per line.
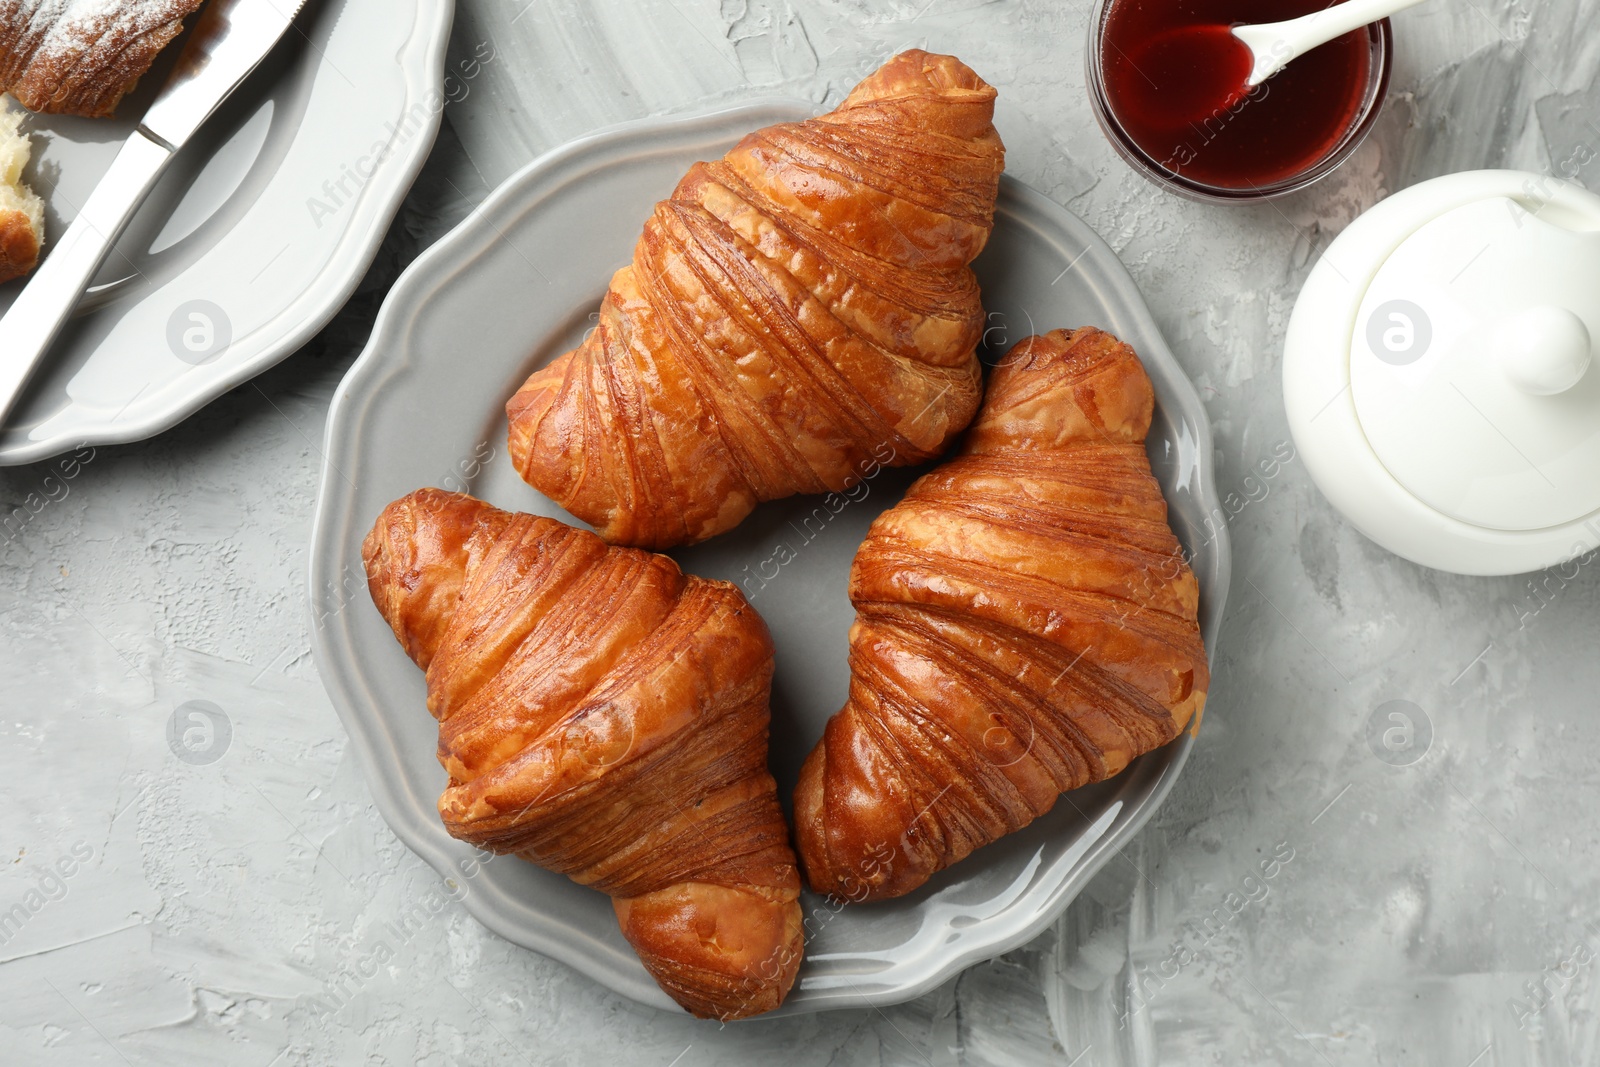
<box><xmin>0</xmin><ymin>0</ymin><xmax>207</xmax><ymax>118</ymax></box>
<box><xmin>0</xmin><ymin>105</ymin><xmax>43</xmax><ymax>284</ymax></box>
<box><xmin>507</xmin><ymin>49</ymin><xmax>1005</xmax><ymax>549</ymax></box>
<box><xmin>794</xmin><ymin>328</ymin><xmax>1209</xmax><ymax>902</ymax></box>
<box><xmin>363</xmin><ymin>490</ymin><xmax>803</xmax><ymax>1019</ymax></box>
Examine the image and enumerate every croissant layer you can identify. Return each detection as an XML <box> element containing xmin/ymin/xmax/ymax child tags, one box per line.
<box><xmin>0</xmin><ymin>0</ymin><xmax>207</xmax><ymax>118</ymax></box>
<box><xmin>364</xmin><ymin>489</ymin><xmax>803</xmax><ymax>1019</ymax></box>
<box><xmin>794</xmin><ymin>328</ymin><xmax>1209</xmax><ymax>902</ymax></box>
<box><xmin>507</xmin><ymin>50</ymin><xmax>1006</xmax><ymax>548</ymax></box>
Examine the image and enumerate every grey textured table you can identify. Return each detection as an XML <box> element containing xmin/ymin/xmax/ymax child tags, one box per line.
<box><xmin>4</xmin><ymin>1</ymin><xmax>1597</xmax><ymax>1064</ymax></box>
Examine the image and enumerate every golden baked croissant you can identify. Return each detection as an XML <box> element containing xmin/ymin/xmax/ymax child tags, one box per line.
<box><xmin>0</xmin><ymin>105</ymin><xmax>43</xmax><ymax>284</ymax></box>
<box><xmin>363</xmin><ymin>489</ymin><xmax>803</xmax><ymax>1019</ymax></box>
<box><xmin>507</xmin><ymin>49</ymin><xmax>1005</xmax><ymax>549</ymax></box>
<box><xmin>0</xmin><ymin>0</ymin><xmax>207</xmax><ymax>118</ymax></box>
<box><xmin>794</xmin><ymin>328</ymin><xmax>1209</xmax><ymax>902</ymax></box>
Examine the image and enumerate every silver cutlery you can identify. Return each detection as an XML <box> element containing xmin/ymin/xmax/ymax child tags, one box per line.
<box><xmin>0</xmin><ymin>0</ymin><xmax>312</xmax><ymax>431</ymax></box>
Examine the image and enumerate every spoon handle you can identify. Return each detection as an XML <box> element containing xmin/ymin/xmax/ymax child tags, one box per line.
<box><xmin>1236</xmin><ymin>0</ymin><xmax>1431</xmax><ymax>86</ymax></box>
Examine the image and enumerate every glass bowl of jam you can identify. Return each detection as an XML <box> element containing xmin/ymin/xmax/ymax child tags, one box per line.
<box><xmin>1087</xmin><ymin>0</ymin><xmax>1393</xmax><ymax>201</ymax></box>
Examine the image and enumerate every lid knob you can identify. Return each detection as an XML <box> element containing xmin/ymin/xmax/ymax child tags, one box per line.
<box><xmin>1495</xmin><ymin>305</ymin><xmax>1592</xmax><ymax>396</ymax></box>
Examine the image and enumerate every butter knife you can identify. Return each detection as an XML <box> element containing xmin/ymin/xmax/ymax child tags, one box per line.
<box><xmin>0</xmin><ymin>0</ymin><xmax>312</xmax><ymax>431</ymax></box>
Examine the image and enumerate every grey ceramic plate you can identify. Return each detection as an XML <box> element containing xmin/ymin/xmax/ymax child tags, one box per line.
<box><xmin>309</xmin><ymin>102</ymin><xmax>1230</xmax><ymax>1017</ymax></box>
<box><xmin>0</xmin><ymin>0</ymin><xmax>455</xmax><ymax>466</ymax></box>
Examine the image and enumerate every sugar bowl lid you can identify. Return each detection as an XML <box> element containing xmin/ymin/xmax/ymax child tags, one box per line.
<box><xmin>1284</xmin><ymin>171</ymin><xmax>1600</xmax><ymax>575</ymax></box>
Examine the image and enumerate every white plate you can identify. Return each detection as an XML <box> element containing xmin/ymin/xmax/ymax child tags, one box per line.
<box><xmin>308</xmin><ymin>102</ymin><xmax>1231</xmax><ymax>1017</ymax></box>
<box><xmin>0</xmin><ymin>0</ymin><xmax>455</xmax><ymax>465</ymax></box>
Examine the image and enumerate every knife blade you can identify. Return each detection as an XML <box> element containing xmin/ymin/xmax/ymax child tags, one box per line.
<box><xmin>0</xmin><ymin>0</ymin><xmax>313</xmax><ymax>432</ymax></box>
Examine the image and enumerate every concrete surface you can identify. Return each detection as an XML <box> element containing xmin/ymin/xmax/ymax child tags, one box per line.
<box><xmin>5</xmin><ymin>0</ymin><xmax>1600</xmax><ymax>1063</ymax></box>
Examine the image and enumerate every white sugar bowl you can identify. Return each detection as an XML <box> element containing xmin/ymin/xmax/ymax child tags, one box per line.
<box><xmin>1283</xmin><ymin>170</ymin><xmax>1600</xmax><ymax>576</ymax></box>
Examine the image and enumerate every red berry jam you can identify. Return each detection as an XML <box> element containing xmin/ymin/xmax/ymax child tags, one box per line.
<box><xmin>1099</xmin><ymin>0</ymin><xmax>1374</xmax><ymax>190</ymax></box>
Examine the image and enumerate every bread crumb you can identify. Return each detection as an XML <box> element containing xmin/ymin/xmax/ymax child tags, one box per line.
<box><xmin>0</xmin><ymin>97</ymin><xmax>45</xmax><ymax>284</ymax></box>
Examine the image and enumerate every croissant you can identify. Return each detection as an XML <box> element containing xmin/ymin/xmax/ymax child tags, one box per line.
<box><xmin>0</xmin><ymin>0</ymin><xmax>207</xmax><ymax>118</ymax></box>
<box><xmin>507</xmin><ymin>49</ymin><xmax>1005</xmax><ymax>549</ymax></box>
<box><xmin>794</xmin><ymin>328</ymin><xmax>1209</xmax><ymax>902</ymax></box>
<box><xmin>0</xmin><ymin>105</ymin><xmax>42</xmax><ymax>284</ymax></box>
<box><xmin>363</xmin><ymin>489</ymin><xmax>803</xmax><ymax>1019</ymax></box>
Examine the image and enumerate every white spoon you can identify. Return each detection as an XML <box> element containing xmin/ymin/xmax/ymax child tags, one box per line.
<box><xmin>1120</xmin><ymin>0</ymin><xmax>1428</xmax><ymax>124</ymax></box>
<box><xmin>1234</xmin><ymin>0</ymin><xmax>1432</xmax><ymax>88</ymax></box>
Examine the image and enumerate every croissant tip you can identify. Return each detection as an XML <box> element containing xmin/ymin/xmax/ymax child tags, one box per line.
<box><xmin>614</xmin><ymin>884</ymin><xmax>804</xmax><ymax>1020</ymax></box>
<box><xmin>888</xmin><ymin>48</ymin><xmax>997</xmax><ymax>95</ymax></box>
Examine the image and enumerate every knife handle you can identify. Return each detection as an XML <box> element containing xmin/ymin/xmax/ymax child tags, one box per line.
<box><xmin>0</xmin><ymin>129</ymin><xmax>173</xmax><ymax>431</ymax></box>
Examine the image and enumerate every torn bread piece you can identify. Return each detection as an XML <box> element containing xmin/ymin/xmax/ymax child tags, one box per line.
<box><xmin>0</xmin><ymin>102</ymin><xmax>44</xmax><ymax>284</ymax></box>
